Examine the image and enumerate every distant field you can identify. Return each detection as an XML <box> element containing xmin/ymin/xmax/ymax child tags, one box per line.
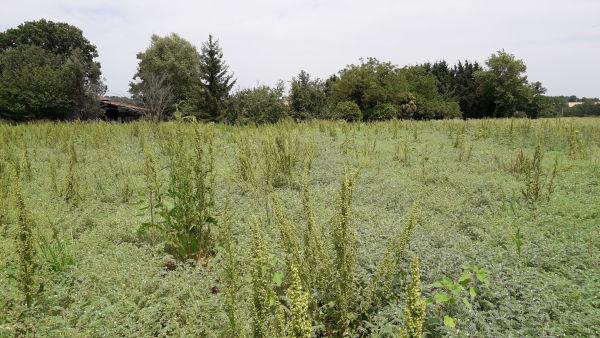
<box><xmin>1</xmin><ymin>118</ymin><xmax>599</xmax><ymax>336</ymax></box>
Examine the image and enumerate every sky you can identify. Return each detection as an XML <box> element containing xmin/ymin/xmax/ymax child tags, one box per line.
<box><xmin>1</xmin><ymin>0</ymin><xmax>599</xmax><ymax>98</ymax></box>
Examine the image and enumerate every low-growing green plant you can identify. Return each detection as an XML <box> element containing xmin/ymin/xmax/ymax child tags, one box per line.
<box><xmin>393</xmin><ymin>140</ymin><xmax>411</xmax><ymax>164</ymax></box>
<box><xmin>428</xmin><ymin>265</ymin><xmax>489</xmax><ymax>331</ymax></box>
<box><xmin>39</xmin><ymin>221</ymin><xmax>74</xmax><ymax>273</ymax></box>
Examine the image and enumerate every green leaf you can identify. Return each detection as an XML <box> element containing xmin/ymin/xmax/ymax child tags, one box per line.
<box><xmin>450</xmin><ymin>283</ymin><xmax>463</xmax><ymax>295</ymax></box>
<box><xmin>469</xmin><ymin>287</ymin><xmax>477</xmax><ymax>298</ymax></box>
<box><xmin>272</xmin><ymin>272</ymin><xmax>284</xmax><ymax>287</ymax></box>
<box><xmin>430</xmin><ymin>281</ymin><xmax>444</xmax><ymax>288</ymax></box>
<box><xmin>434</xmin><ymin>293</ymin><xmax>450</xmax><ymax>304</ymax></box>
<box><xmin>476</xmin><ymin>269</ymin><xmax>489</xmax><ymax>284</ymax></box>
<box><xmin>462</xmin><ymin>297</ymin><xmax>472</xmax><ymax>310</ymax></box>
<box><xmin>458</xmin><ymin>273</ymin><xmax>472</xmax><ymax>287</ymax></box>
<box><xmin>443</xmin><ymin>315</ymin><xmax>456</xmax><ymax>328</ymax></box>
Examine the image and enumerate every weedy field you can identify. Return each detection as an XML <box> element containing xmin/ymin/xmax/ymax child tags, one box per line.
<box><xmin>0</xmin><ymin>118</ymin><xmax>599</xmax><ymax>337</ymax></box>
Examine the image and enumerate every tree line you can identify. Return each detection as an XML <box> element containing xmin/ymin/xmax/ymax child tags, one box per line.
<box><xmin>1</xmin><ymin>19</ymin><xmax>595</xmax><ymax>123</ymax></box>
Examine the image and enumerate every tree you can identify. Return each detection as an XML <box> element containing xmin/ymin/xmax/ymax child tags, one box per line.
<box><xmin>130</xmin><ymin>34</ymin><xmax>201</xmax><ymax>111</ymax></box>
<box><xmin>326</xmin><ymin>58</ymin><xmax>460</xmax><ymax>120</ymax></box>
<box><xmin>289</xmin><ymin>70</ymin><xmax>327</xmax><ymax>119</ymax></box>
<box><xmin>475</xmin><ymin>50</ymin><xmax>538</xmax><ymax>117</ymax></box>
<box><xmin>139</xmin><ymin>73</ymin><xmax>174</xmax><ymax>121</ymax></box>
<box><xmin>197</xmin><ymin>35</ymin><xmax>236</xmax><ymax>121</ymax></box>
<box><xmin>0</xmin><ymin>20</ymin><xmax>104</xmax><ymax>120</ymax></box>
<box><xmin>228</xmin><ymin>82</ymin><xmax>288</xmax><ymax>124</ymax></box>
<box><xmin>450</xmin><ymin>60</ymin><xmax>484</xmax><ymax>119</ymax></box>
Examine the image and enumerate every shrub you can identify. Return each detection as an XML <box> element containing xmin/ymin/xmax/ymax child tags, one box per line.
<box><xmin>228</xmin><ymin>83</ymin><xmax>289</xmax><ymax>124</ymax></box>
<box><xmin>334</xmin><ymin>101</ymin><xmax>362</xmax><ymax>121</ymax></box>
<box><xmin>415</xmin><ymin>99</ymin><xmax>462</xmax><ymax>119</ymax></box>
<box><xmin>290</xmin><ymin>70</ymin><xmax>327</xmax><ymax>120</ymax></box>
<box><xmin>368</xmin><ymin>103</ymin><xmax>398</xmax><ymax>121</ymax></box>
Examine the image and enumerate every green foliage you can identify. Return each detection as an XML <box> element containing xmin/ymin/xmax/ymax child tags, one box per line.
<box><xmin>130</xmin><ymin>33</ymin><xmax>201</xmax><ymax>110</ymax></box>
<box><xmin>331</xmin><ymin>172</ymin><xmax>358</xmax><ymax>333</ymax></box>
<box><xmin>333</xmin><ymin>101</ymin><xmax>362</xmax><ymax>121</ymax></box>
<box><xmin>421</xmin><ymin>60</ymin><xmax>483</xmax><ymax>118</ymax></box>
<box><xmin>521</xmin><ymin>146</ymin><xmax>558</xmax><ymax>203</ymax></box>
<box><xmin>565</xmin><ymin>101</ymin><xmax>600</xmax><ymax>117</ymax></box>
<box><xmin>228</xmin><ymin>84</ymin><xmax>289</xmax><ymax>124</ymax></box>
<box><xmin>367</xmin><ymin>204</ymin><xmax>420</xmax><ymax>306</ymax></box>
<box><xmin>416</xmin><ymin>99</ymin><xmax>462</xmax><ymax>120</ymax></box>
<box><xmin>0</xmin><ymin>20</ymin><xmax>104</xmax><ymax>120</ymax></box>
<box><xmin>402</xmin><ymin>256</ymin><xmax>426</xmax><ymax>338</ymax></box>
<box><xmin>428</xmin><ymin>265</ymin><xmax>489</xmax><ymax>331</ymax></box>
<box><xmin>327</xmin><ymin>58</ymin><xmax>460</xmax><ymax>121</ymax></box>
<box><xmin>475</xmin><ymin>50</ymin><xmax>545</xmax><ymax>118</ymax></box>
<box><xmin>0</xmin><ymin>19</ymin><xmax>99</xmax><ymax>62</ymax></box>
<box><xmin>196</xmin><ymin>35</ymin><xmax>236</xmax><ymax>121</ymax></box>
<box><xmin>218</xmin><ymin>213</ymin><xmax>245</xmax><ymax>337</ymax></box>
<box><xmin>286</xmin><ymin>263</ymin><xmax>312</xmax><ymax>338</ymax></box>
<box><xmin>143</xmin><ymin>129</ymin><xmax>217</xmax><ymax>261</ymax></box>
<box><xmin>249</xmin><ymin>217</ymin><xmax>280</xmax><ymax>337</ymax></box>
<box><xmin>63</xmin><ymin>139</ymin><xmax>80</xmax><ymax>205</ymax></box>
<box><xmin>260</xmin><ymin>131</ymin><xmax>307</xmax><ymax>188</ymax></box>
<box><xmin>39</xmin><ymin>222</ymin><xmax>74</xmax><ymax>273</ymax></box>
<box><xmin>368</xmin><ymin>103</ymin><xmax>398</xmax><ymax>121</ymax></box>
<box><xmin>290</xmin><ymin>70</ymin><xmax>327</xmax><ymax>119</ymax></box>
<box><xmin>14</xmin><ymin>172</ymin><xmax>38</xmax><ymax>309</ymax></box>
<box><xmin>1</xmin><ymin>119</ymin><xmax>599</xmax><ymax>337</ymax></box>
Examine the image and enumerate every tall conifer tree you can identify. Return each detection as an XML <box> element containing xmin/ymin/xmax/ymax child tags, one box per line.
<box><xmin>198</xmin><ymin>35</ymin><xmax>236</xmax><ymax>121</ymax></box>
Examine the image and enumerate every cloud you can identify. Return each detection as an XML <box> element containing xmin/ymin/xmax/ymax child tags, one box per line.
<box><xmin>1</xmin><ymin>0</ymin><xmax>599</xmax><ymax>97</ymax></box>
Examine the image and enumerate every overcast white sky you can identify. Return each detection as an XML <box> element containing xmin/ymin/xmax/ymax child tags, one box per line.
<box><xmin>2</xmin><ymin>0</ymin><xmax>599</xmax><ymax>97</ymax></box>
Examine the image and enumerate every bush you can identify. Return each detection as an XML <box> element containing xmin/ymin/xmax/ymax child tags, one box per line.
<box><xmin>228</xmin><ymin>84</ymin><xmax>289</xmax><ymax>124</ymax></box>
<box><xmin>290</xmin><ymin>70</ymin><xmax>327</xmax><ymax>120</ymax></box>
<box><xmin>333</xmin><ymin>101</ymin><xmax>362</xmax><ymax>121</ymax></box>
<box><xmin>415</xmin><ymin>99</ymin><xmax>461</xmax><ymax>119</ymax></box>
<box><xmin>367</xmin><ymin>103</ymin><xmax>397</xmax><ymax>121</ymax></box>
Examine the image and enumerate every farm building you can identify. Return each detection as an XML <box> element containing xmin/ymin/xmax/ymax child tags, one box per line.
<box><xmin>99</xmin><ymin>97</ymin><xmax>145</xmax><ymax>121</ymax></box>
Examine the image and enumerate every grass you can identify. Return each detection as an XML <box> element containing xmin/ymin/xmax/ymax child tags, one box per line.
<box><xmin>0</xmin><ymin>118</ymin><xmax>599</xmax><ymax>336</ymax></box>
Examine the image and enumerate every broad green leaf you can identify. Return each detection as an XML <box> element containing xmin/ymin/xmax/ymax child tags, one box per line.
<box><xmin>434</xmin><ymin>293</ymin><xmax>450</xmax><ymax>304</ymax></box>
<box><xmin>272</xmin><ymin>272</ymin><xmax>284</xmax><ymax>287</ymax></box>
<box><xmin>476</xmin><ymin>269</ymin><xmax>489</xmax><ymax>284</ymax></box>
<box><xmin>462</xmin><ymin>297</ymin><xmax>472</xmax><ymax>310</ymax></box>
<box><xmin>458</xmin><ymin>273</ymin><xmax>472</xmax><ymax>287</ymax></box>
<box><xmin>444</xmin><ymin>315</ymin><xmax>456</xmax><ymax>328</ymax></box>
<box><xmin>469</xmin><ymin>287</ymin><xmax>477</xmax><ymax>298</ymax></box>
<box><xmin>430</xmin><ymin>281</ymin><xmax>444</xmax><ymax>288</ymax></box>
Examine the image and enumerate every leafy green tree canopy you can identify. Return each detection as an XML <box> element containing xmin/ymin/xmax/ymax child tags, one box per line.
<box><xmin>0</xmin><ymin>20</ymin><xmax>104</xmax><ymax>121</ymax></box>
<box><xmin>130</xmin><ymin>33</ymin><xmax>201</xmax><ymax>109</ymax></box>
<box><xmin>328</xmin><ymin>58</ymin><xmax>460</xmax><ymax>120</ymax></box>
<box><xmin>289</xmin><ymin>70</ymin><xmax>327</xmax><ymax>119</ymax></box>
<box><xmin>475</xmin><ymin>50</ymin><xmax>544</xmax><ymax>118</ymax></box>
<box><xmin>228</xmin><ymin>82</ymin><xmax>288</xmax><ymax>124</ymax></box>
